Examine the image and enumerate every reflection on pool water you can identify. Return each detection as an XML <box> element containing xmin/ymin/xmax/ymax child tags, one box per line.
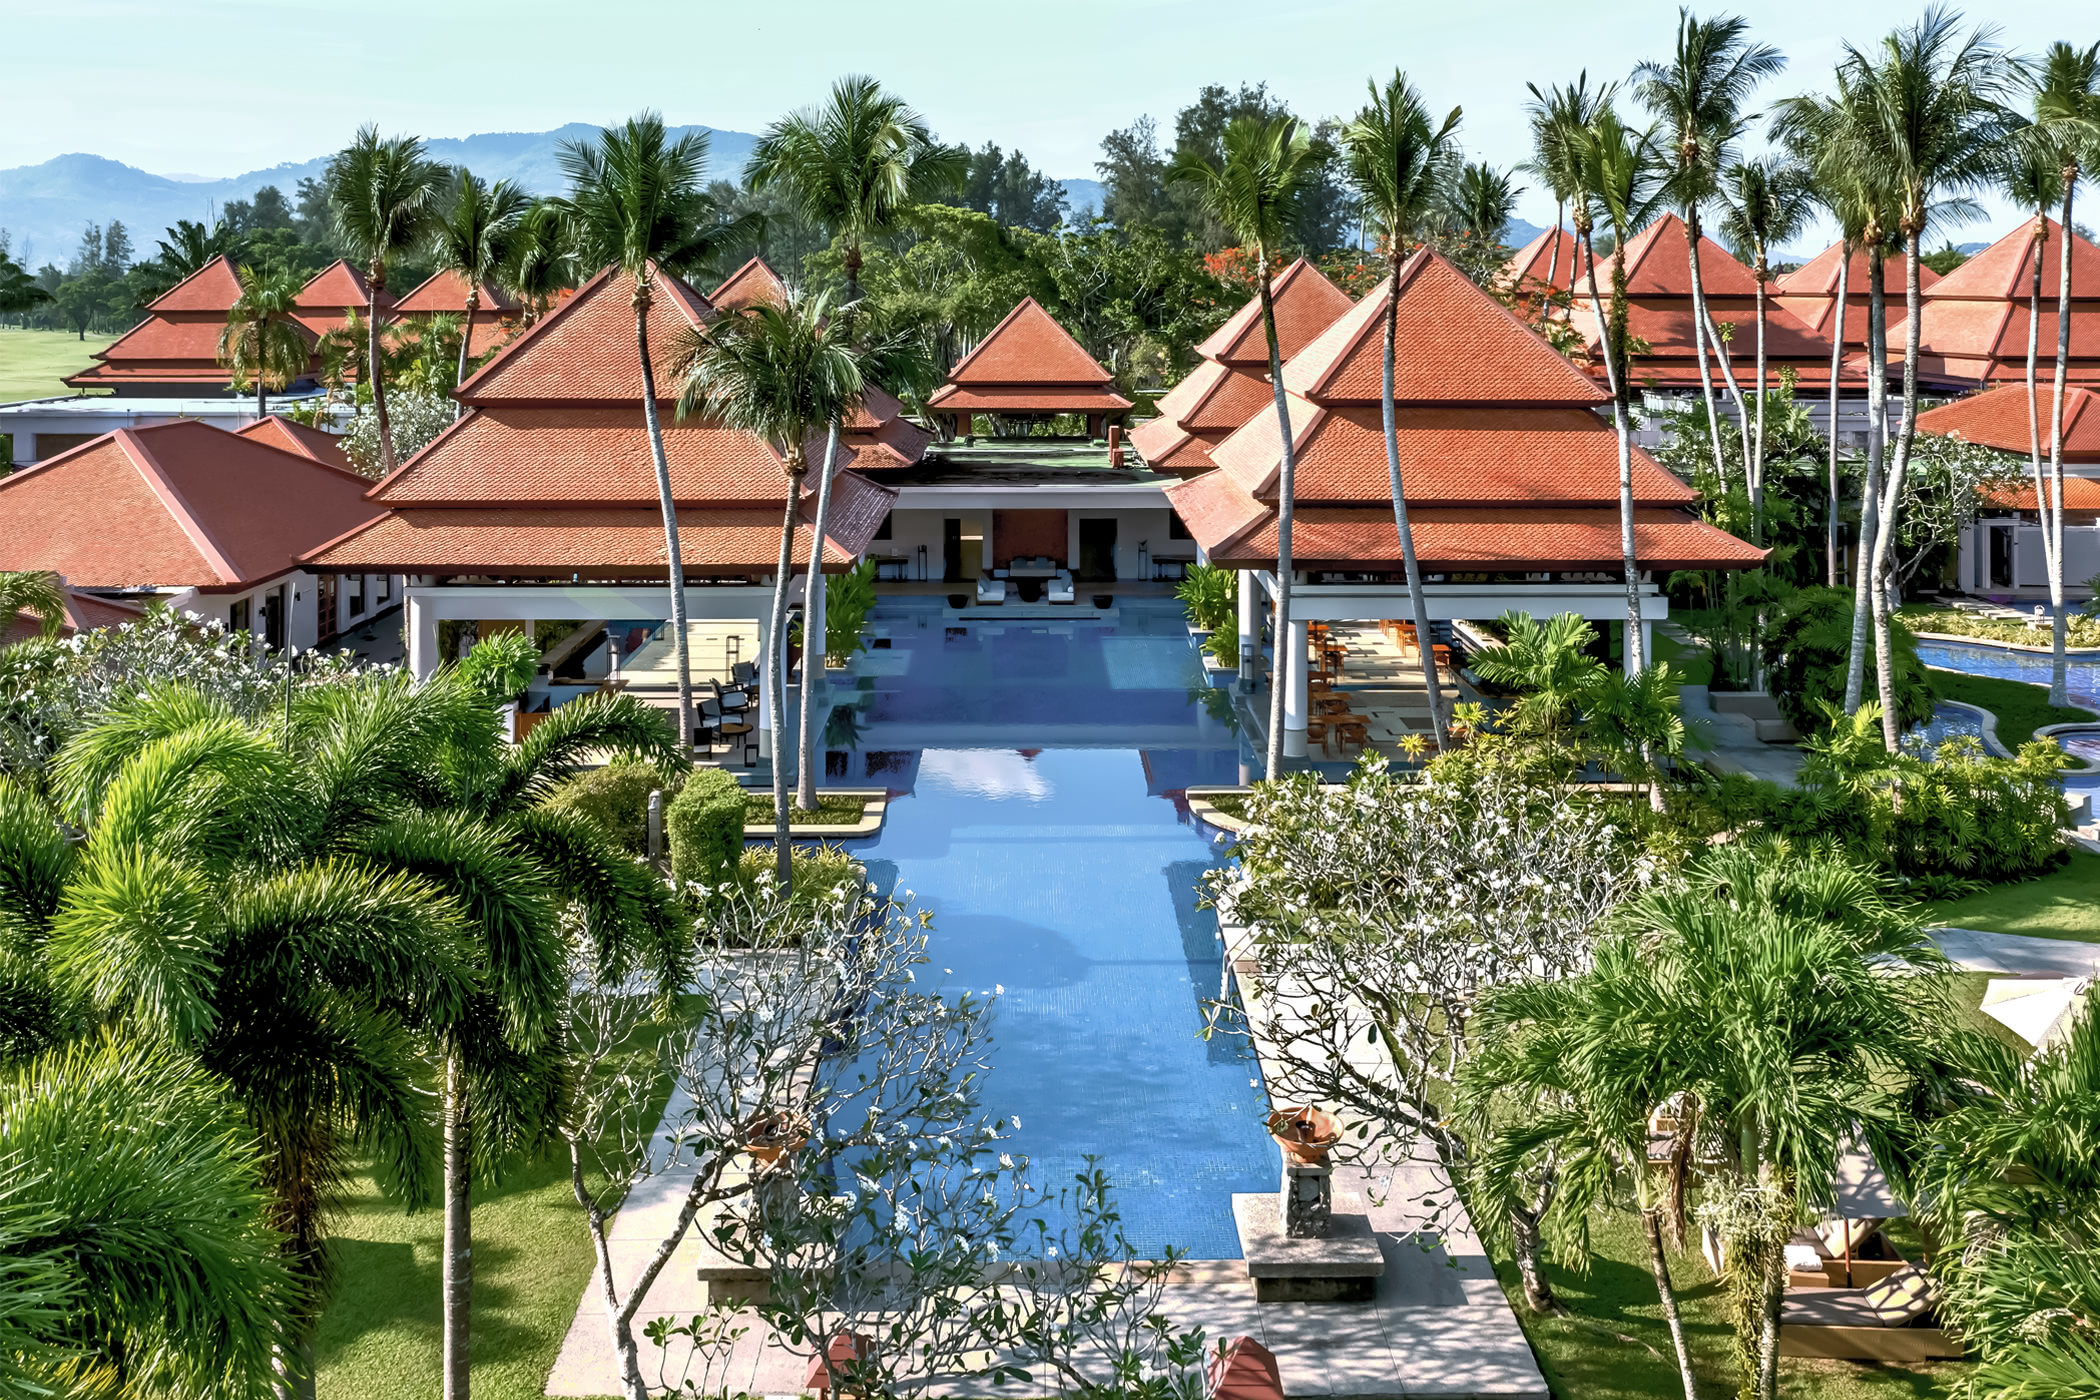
<box><xmin>835</xmin><ymin>600</ymin><xmax>1272</xmax><ymax>1259</ymax></box>
<box><xmin>1916</xmin><ymin>639</ymin><xmax>2100</xmax><ymax>796</ymax></box>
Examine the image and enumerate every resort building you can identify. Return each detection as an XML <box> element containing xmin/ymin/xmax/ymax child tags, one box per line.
<box><xmin>0</xmin><ymin>419</ymin><xmax>399</xmax><ymax>650</ymax></box>
<box><xmin>392</xmin><ymin>267</ymin><xmax>522</xmax><ymax>357</ymax></box>
<box><xmin>1920</xmin><ymin>383</ymin><xmax>2100</xmax><ymax>599</ymax></box>
<box><xmin>1131</xmin><ymin>259</ymin><xmax>1354</xmax><ymax>477</ymax></box>
<box><xmin>1773</xmin><ymin>240</ymin><xmax>1941</xmax><ymax>350</ymax></box>
<box><xmin>0</xmin><ymin>394</ymin><xmax>289</xmax><ymax>467</ymax></box>
<box><xmin>708</xmin><ymin>257</ymin><xmax>791</xmax><ymax>314</ymax></box>
<box><xmin>925</xmin><ymin>297</ymin><xmax>1133</xmax><ymax>441</ymax></box>
<box><xmin>1167</xmin><ymin>249</ymin><xmax>1764</xmax><ymax>756</ymax></box>
<box><xmin>1501</xmin><ymin>226</ymin><xmax>1592</xmax><ymax>300</ymax></box>
<box><xmin>303</xmin><ymin>263</ymin><xmax>898</xmax><ymax>747</ymax></box>
<box><xmin>1882</xmin><ymin>218</ymin><xmax>2100</xmax><ymax>392</ymax></box>
<box><xmin>64</xmin><ymin>254</ymin><xmax>251</xmax><ymax>396</ymax></box>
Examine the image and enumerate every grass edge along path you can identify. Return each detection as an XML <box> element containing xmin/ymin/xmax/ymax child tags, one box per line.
<box><xmin>1926</xmin><ymin>849</ymin><xmax>2100</xmax><ymax>944</ymax></box>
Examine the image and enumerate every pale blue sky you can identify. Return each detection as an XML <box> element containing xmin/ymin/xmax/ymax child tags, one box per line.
<box><xmin>9</xmin><ymin>0</ymin><xmax>2084</xmax><ymax>239</ymax></box>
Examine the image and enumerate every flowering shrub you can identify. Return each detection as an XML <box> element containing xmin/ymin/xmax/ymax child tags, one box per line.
<box><xmin>341</xmin><ymin>388</ymin><xmax>455</xmax><ymax>478</ymax></box>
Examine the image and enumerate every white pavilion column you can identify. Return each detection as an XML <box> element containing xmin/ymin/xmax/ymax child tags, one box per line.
<box><xmin>1282</xmin><ymin>617</ymin><xmax>1310</xmax><ymax>759</ymax></box>
<box><xmin>407</xmin><ymin>592</ymin><xmax>440</xmax><ymax>680</ymax></box>
<box><xmin>1236</xmin><ymin>569</ymin><xmax>1259</xmax><ymax>686</ymax></box>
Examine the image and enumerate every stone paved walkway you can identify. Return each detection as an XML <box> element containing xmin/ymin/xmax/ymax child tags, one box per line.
<box><xmin>1934</xmin><ymin>926</ymin><xmax>2100</xmax><ymax>976</ymax></box>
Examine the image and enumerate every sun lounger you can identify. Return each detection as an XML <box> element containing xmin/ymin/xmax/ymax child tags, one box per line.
<box><xmin>1048</xmin><ymin>570</ymin><xmax>1075</xmax><ymax>604</ymax></box>
<box><xmin>1778</xmin><ymin>1264</ymin><xmax>1959</xmax><ymax>1361</ymax></box>
<box><xmin>1785</xmin><ymin>1217</ymin><xmax>1904</xmax><ymax>1289</ymax></box>
<box><xmin>976</xmin><ymin>574</ymin><xmax>1007</xmax><ymax>605</ymax></box>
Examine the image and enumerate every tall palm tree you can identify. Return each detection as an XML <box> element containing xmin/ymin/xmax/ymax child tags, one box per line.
<box><xmin>324</xmin><ymin>126</ymin><xmax>445</xmax><ymax>477</ymax></box>
<box><xmin>21</xmin><ymin>712</ymin><xmax>480</xmax><ymax>1400</ymax></box>
<box><xmin>1442</xmin><ymin>160</ymin><xmax>1523</xmax><ymax>243</ymax></box>
<box><xmin>430</xmin><ymin>169</ymin><xmax>531</xmax><ymax>406</ymax></box>
<box><xmin>1774</xmin><ymin>79</ymin><xmax>1899</xmax><ymax>714</ymax></box>
<box><xmin>1634</xmin><ymin>11</ymin><xmax>1787</xmax><ymax>484</ymax></box>
<box><xmin>1997</xmin><ymin>137</ymin><xmax>2067</xmax><ymax>666</ymax></box>
<box><xmin>675</xmin><ymin>294</ymin><xmax>866</xmax><ymax>881</ymax></box>
<box><xmin>1342</xmin><ymin>72</ymin><xmax>1462</xmax><ymax>750</ymax></box>
<box><xmin>1171</xmin><ymin>116</ymin><xmax>1319</xmax><ymax>778</ymax></box>
<box><xmin>1</xmin><ymin>1034</ymin><xmax>293</xmax><ymax>1400</ymax></box>
<box><xmin>504</xmin><ymin>200</ymin><xmax>578</xmax><ymax>325</ymax></box>
<box><xmin>1522</xmin><ymin>75</ymin><xmax>1607</xmax><ymax>301</ymax></box>
<box><xmin>2023</xmin><ymin>43</ymin><xmax>2100</xmax><ymax>706</ymax></box>
<box><xmin>559</xmin><ymin>114</ymin><xmax>744</xmax><ymax>759</ymax></box>
<box><xmin>745</xmin><ymin>75</ymin><xmax>964</xmax><ymax>302</ymax></box>
<box><xmin>1576</xmin><ymin>104</ymin><xmax>1663</xmax><ymax>674</ymax></box>
<box><xmin>220</xmin><ymin>263</ymin><xmax>312</xmax><ymax>419</ymax></box>
<box><xmin>1716</xmin><ymin>157</ymin><xmax>1814</xmax><ymax>542</ymax></box>
<box><xmin>1840</xmin><ymin>7</ymin><xmax>2009</xmax><ymax>748</ymax></box>
<box><xmin>0</xmin><ymin>569</ymin><xmax>65</xmax><ymax>638</ymax></box>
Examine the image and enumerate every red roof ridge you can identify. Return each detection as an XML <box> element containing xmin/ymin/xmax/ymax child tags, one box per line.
<box><xmin>453</xmin><ymin>262</ymin><xmax>706</xmax><ymax>404</ymax></box>
<box><xmin>109</xmin><ymin>427</ymin><xmax>243</xmax><ymax>584</ymax></box>
<box><xmin>942</xmin><ymin>296</ymin><xmax>1115</xmax><ymax>387</ymax></box>
<box><xmin>708</xmin><ymin>256</ymin><xmax>790</xmax><ymax>312</ymax></box>
<box><xmin>393</xmin><ymin>266</ymin><xmax>520</xmax><ymax>314</ymax></box>
<box><xmin>146</xmin><ymin>253</ymin><xmax>245</xmax><ymax>313</ymax></box>
<box><xmin>1196</xmin><ymin>258</ymin><xmax>1355</xmax><ymax>366</ymax></box>
<box><xmin>1923</xmin><ymin>216</ymin><xmax>2100</xmax><ymax>302</ymax></box>
<box><xmin>296</xmin><ymin>258</ymin><xmax>391</xmax><ymax>310</ymax></box>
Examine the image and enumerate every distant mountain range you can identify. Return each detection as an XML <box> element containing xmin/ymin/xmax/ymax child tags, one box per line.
<box><xmin>0</xmin><ymin>126</ymin><xmax>1117</xmax><ymax>271</ymax></box>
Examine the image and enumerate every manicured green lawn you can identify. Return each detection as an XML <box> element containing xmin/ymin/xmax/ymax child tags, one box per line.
<box><xmin>742</xmin><ymin>792</ymin><xmax>864</xmax><ymax>826</ymax></box>
<box><xmin>1929</xmin><ymin>670</ymin><xmax>2097</xmax><ymax>747</ymax></box>
<box><xmin>1653</xmin><ymin>630</ymin><xmax>1714</xmax><ymax>687</ymax></box>
<box><xmin>0</xmin><ymin>327</ymin><xmax>115</xmax><ymax>405</ymax></box>
<box><xmin>1489</xmin><ymin>1210</ymin><xmax>1960</xmax><ymax>1400</ymax></box>
<box><xmin>1926</xmin><ymin>850</ymin><xmax>2100</xmax><ymax>943</ymax></box>
<box><xmin>313</xmin><ymin>1150</ymin><xmax>600</xmax><ymax>1400</ymax></box>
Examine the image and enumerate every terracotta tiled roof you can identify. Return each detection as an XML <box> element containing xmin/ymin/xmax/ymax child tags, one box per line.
<box><xmin>708</xmin><ymin>257</ymin><xmax>790</xmax><ymax>313</ymax></box>
<box><xmin>1285</xmin><ymin>252</ymin><xmax>1609</xmax><ymax>405</ymax></box>
<box><xmin>66</xmin><ymin>315</ymin><xmax>268</xmax><ymax>389</ymax></box>
<box><xmin>838</xmin><ymin>408</ymin><xmax>934</xmax><ymax>472</ymax></box>
<box><xmin>923</xmin><ymin>384</ymin><xmax>1133</xmax><ymax>412</ymax></box>
<box><xmin>455</xmin><ymin>264</ymin><xmax>714</xmax><ymax>405</ymax></box>
<box><xmin>1564</xmin><ymin>292</ymin><xmax>1842</xmax><ymax>387</ymax></box>
<box><xmin>1209</xmin><ymin>392</ymin><xmax>1324</xmax><ymax>495</ymax></box>
<box><xmin>296</xmin><ymin>259</ymin><xmax>390</xmax><ymax>312</ymax></box>
<box><xmin>1774</xmin><ymin>242</ymin><xmax>1938</xmax><ymax>348</ymax></box>
<box><xmin>1916</xmin><ymin>384</ymin><xmax>2100</xmax><ymax>464</ymax></box>
<box><xmin>1215</xmin><ymin>403</ymin><xmax>1696</xmax><ymax>505</ymax></box>
<box><xmin>234</xmin><ymin>416</ymin><xmax>355</xmax><ymax>473</ymax></box>
<box><xmin>0</xmin><ymin>421</ymin><xmax>382</xmax><ymax>590</ymax></box>
<box><xmin>1165</xmin><ymin>470</ymin><xmax>1761</xmax><ymax>571</ymax></box>
<box><xmin>393</xmin><ymin>267</ymin><xmax>520</xmax><ymax>316</ymax></box>
<box><xmin>147</xmin><ymin>255</ymin><xmax>245</xmax><ymax>313</ymax></box>
<box><xmin>1501</xmin><ymin>228</ymin><xmax>1595</xmax><ymax>296</ymax></box>
<box><xmin>942</xmin><ymin>297</ymin><xmax>1118</xmax><ymax>388</ymax></box>
<box><xmin>4</xmin><ymin>586</ymin><xmax>146</xmax><ymax>645</ymax></box>
<box><xmin>1607</xmin><ymin>214</ymin><xmax>1763</xmax><ymax>297</ymax></box>
<box><xmin>371</xmin><ymin>406</ymin><xmax>798</xmax><ymax>506</ymax></box>
<box><xmin>307</xmin><ymin>471</ymin><xmax>895</xmax><ymax>575</ymax></box>
<box><xmin>1980</xmin><ymin>474</ymin><xmax>2100</xmax><ymax>510</ymax></box>
<box><xmin>1922</xmin><ymin>218</ymin><xmax>2100</xmax><ymax>302</ymax></box>
<box><xmin>1126</xmin><ymin>415</ymin><xmax>1215</xmax><ymax>473</ymax></box>
<box><xmin>1196</xmin><ymin>259</ymin><xmax>1355</xmax><ymax>366</ymax></box>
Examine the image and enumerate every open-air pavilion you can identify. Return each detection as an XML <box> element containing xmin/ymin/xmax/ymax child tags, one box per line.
<box><xmin>1169</xmin><ymin>249</ymin><xmax>1764</xmax><ymax>759</ymax></box>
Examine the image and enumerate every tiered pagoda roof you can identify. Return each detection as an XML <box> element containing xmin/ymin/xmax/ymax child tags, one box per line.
<box><xmin>0</xmin><ymin>421</ymin><xmax>382</xmax><ymax>592</ymax></box>
<box><xmin>292</xmin><ymin>259</ymin><xmax>391</xmax><ymax>338</ymax></box>
<box><xmin>1882</xmin><ymin>218</ymin><xmax>2100</xmax><ymax>390</ymax></box>
<box><xmin>1166</xmin><ymin>250</ymin><xmax>1764</xmax><ymax>575</ymax></box>
<box><xmin>708</xmin><ymin>257</ymin><xmax>790</xmax><ymax>314</ymax></box>
<box><xmin>1501</xmin><ymin>227</ymin><xmax>1594</xmax><ymax>298</ymax></box>
<box><xmin>234</xmin><ymin>415</ymin><xmax>356</xmax><ymax>474</ymax></box>
<box><xmin>306</xmin><ymin>265</ymin><xmax>897</xmax><ymax>578</ymax></box>
<box><xmin>67</xmin><ymin>255</ymin><xmax>250</xmax><ymax>393</ymax></box>
<box><xmin>1563</xmin><ymin>213</ymin><xmax>1841</xmax><ymax>390</ymax></box>
<box><xmin>394</xmin><ymin>268</ymin><xmax>520</xmax><ymax>327</ymax></box>
<box><xmin>1131</xmin><ymin>259</ymin><xmax>1353</xmax><ymax>476</ymax></box>
<box><xmin>926</xmin><ymin>298</ymin><xmax>1133</xmax><ymax>422</ymax></box>
<box><xmin>1773</xmin><ymin>241</ymin><xmax>1940</xmax><ymax>349</ymax></box>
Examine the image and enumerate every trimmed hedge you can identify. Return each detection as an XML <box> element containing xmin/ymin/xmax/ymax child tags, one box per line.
<box><xmin>544</xmin><ymin>760</ymin><xmax>678</xmax><ymax>856</ymax></box>
<box><xmin>667</xmin><ymin>766</ymin><xmax>745</xmax><ymax>886</ymax></box>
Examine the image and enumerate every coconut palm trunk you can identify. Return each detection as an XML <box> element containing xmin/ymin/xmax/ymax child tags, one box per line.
<box><xmin>2048</xmin><ymin>182</ymin><xmax>2078</xmax><ymax>704</ymax></box>
<box><xmin>456</xmin><ymin>286</ymin><xmax>479</xmax><ymax>411</ymax></box>
<box><xmin>1258</xmin><ymin>257</ymin><xmax>1300</xmax><ymax>779</ymax></box>
<box><xmin>441</xmin><ymin>1049</ymin><xmax>471</xmax><ymax>1400</ymax></box>
<box><xmin>366</xmin><ymin>267</ymin><xmax>398</xmax><ymax>475</ymax></box>
<box><xmin>1642</xmin><ymin>1206</ymin><xmax>1699</xmax><ymax>1400</ymax></box>
<box><xmin>1750</xmin><ymin>249</ymin><xmax>1771</xmax><ymax>540</ymax></box>
<box><xmin>2023</xmin><ymin>217</ymin><xmax>2061</xmax><ymax>662</ymax></box>
<box><xmin>1545</xmin><ymin>203</ymin><xmax>1564</xmax><ymax>291</ymax></box>
<box><xmin>1686</xmin><ymin>218</ymin><xmax>1735</xmax><ymax>484</ymax></box>
<box><xmin>1585</xmin><ymin>235</ymin><xmax>1645</xmax><ymax>674</ymax></box>
<box><xmin>1867</xmin><ymin>232</ymin><xmax>1928</xmax><ymax>749</ymax></box>
<box><xmin>1380</xmin><ymin>267</ymin><xmax>1448</xmax><ymax>749</ymax></box>
<box><xmin>767</xmin><ymin>452</ymin><xmax>805</xmax><ymax>884</ymax></box>
<box><xmin>631</xmin><ymin>277</ymin><xmax>697</xmax><ymax>761</ymax></box>
<box><xmin>796</xmin><ymin>418</ymin><xmax>841</xmax><ymax>810</ymax></box>
<box><xmin>1845</xmin><ymin>243</ymin><xmax>1888</xmax><ymax>713</ymax></box>
<box><xmin>1825</xmin><ymin>244</ymin><xmax>1849</xmax><ymax>586</ymax></box>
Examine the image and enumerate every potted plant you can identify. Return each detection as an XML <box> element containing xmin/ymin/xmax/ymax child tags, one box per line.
<box><xmin>741</xmin><ymin>1109</ymin><xmax>810</xmax><ymax>1168</ymax></box>
<box><xmin>1266</xmin><ymin>1106</ymin><xmax>1341</xmax><ymax>1165</ymax></box>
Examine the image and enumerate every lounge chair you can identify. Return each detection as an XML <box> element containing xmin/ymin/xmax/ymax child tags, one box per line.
<box><xmin>1778</xmin><ymin>1264</ymin><xmax>1960</xmax><ymax>1361</ymax></box>
<box><xmin>976</xmin><ymin>574</ymin><xmax>1007</xmax><ymax>605</ymax></box>
<box><xmin>1048</xmin><ymin>570</ymin><xmax>1075</xmax><ymax>604</ymax></box>
<box><xmin>1785</xmin><ymin>1217</ymin><xmax>1904</xmax><ymax>1289</ymax></box>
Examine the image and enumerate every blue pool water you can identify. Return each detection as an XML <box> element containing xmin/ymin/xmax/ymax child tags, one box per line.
<box><xmin>834</xmin><ymin>600</ymin><xmax>1273</xmax><ymax>1259</ymax></box>
<box><xmin>1916</xmin><ymin>639</ymin><xmax>2100</xmax><ymax>800</ymax></box>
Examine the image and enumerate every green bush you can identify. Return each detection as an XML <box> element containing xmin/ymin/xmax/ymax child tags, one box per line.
<box><xmin>457</xmin><ymin>631</ymin><xmax>540</xmax><ymax>705</ymax></box>
<box><xmin>1206</xmin><ymin>627</ymin><xmax>1240</xmax><ymax>668</ymax></box>
<box><xmin>667</xmin><ymin>766</ymin><xmax>745</xmax><ymax>887</ymax></box>
<box><xmin>544</xmin><ymin>760</ymin><xmax>679</xmax><ymax>856</ymax></box>
<box><xmin>825</xmin><ymin>559</ymin><xmax>878</xmax><ymax>666</ymax></box>
<box><xmin>1176</xmin><ymin>564</ymin><xmax>1237</xmax><ymax>633</ymax></box>
<box><xmin>734</xmin><ymin>844</ymin><xmax>867</xmax><ymax>912</ymax></box>
<box><xmin>1762</xmin><ymin>587</ymin><xmax>1933</xmax><ymax>737</ymax></box>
